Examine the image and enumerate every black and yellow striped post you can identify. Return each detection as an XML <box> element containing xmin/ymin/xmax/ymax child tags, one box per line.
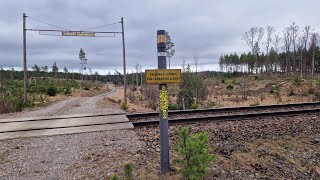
<box><xmin>157</xmin><ymin>30</ymin><xmax>169</xmax><ymax>174</ymax></box>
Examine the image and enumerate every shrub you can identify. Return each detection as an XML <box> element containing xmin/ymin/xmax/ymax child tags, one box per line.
<box><xmin>168</xmin><ymin>103</ymin><xmax>178</xmax><ymax>110</ymax></box>
<box><xmin>293</xmin><ymin>78</ymin><xmax>302</xmax><ymax>86</ymax></box>
<box><xmin>227</xmin><ymin>84</ymin><xmax>234</xmax><ymax>90</ymax></box>
<box><xmin>177</xmin><ymin>66</ymin><xmax>195</xmax><ymax>110</ymax></box>
<box><xmin>308</xmin><ymin>88</ymin><xmax>315</xmax><ymax>95</ymax></box>
<box><xmin>82</xmin><ymin>81</ymin><xmax>92</xmax><ymax>90</ymax></box>
<box><xmin>174</xmin><ymin>126</ymin><xmax>214</xmax><ymax>180</ymax></box>
<box><xmin>221</xmin><ymin>79</ymin><xmax>225</xmax><ymax>84</ymax></box>
<box><xmin>206</xmin><ymin>101</ymin><xmax>216</xmax><ymax>108</ymax></box>
<box><xmin>64</xmin><ymin>87</ymin><xmax>72</xmax><ymax>95</ymax></box>
<box><xmin>197</xmin><ymin>79</ymin><xmax>209</xmax><ymax>103</ymax></box>
<box><xmin>124</xmin><ymin>163</ymin><xmax>133</xmax><ymax>180</ymax></box>
<box><xmin>121</xmin><ymin>103</ymin><xmax>129</xmax><ymax>111</ymax></box>
<box><xmin>14</xmin><ymin>98</ymin><xmax>25</xmax><ymax>112</ymax></box>
<box><xmin>142</xmin><ymin>85</ymin><xmax>158</xmax><ymax>110</ymax></box>
<box><xmin>288</xmin><ymin>90</ymin><xmax>295</xmax><ymax>96</ymax></box>
<box><xmin>47</xmin><ymin>86</ymin><xmax>57</xmax><ymax>96</ymax></box>
<box><xmin>301</xmin><ymin>91</ymin><xmax>308</xmax><ymax>97</ymax></box>
<box><xmin>191</xmin><ymin>103</ymin><xmax>199</xmax><ymax>109</ymax></box>
<box><xmin>128</xmin><ymin>90</ymin><xmax>136</xmax><ymax>103</ymax></box>
<box><xmin>270</xmin><ymin>85</ymin><xmax>279</xmax><ymax>95</ymax></box>
<box><xmin>250</xmin><ymin>101</ymin><xmax>260</xmax><ymax>106</ymax></box>
<box><xmin>109</xmin><ymin>174</ymin><xmax>119</xmax><ymax>180</ymax></box>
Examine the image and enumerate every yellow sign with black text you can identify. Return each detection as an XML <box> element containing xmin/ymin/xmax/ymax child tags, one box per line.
<box><xmin>145</xmin><ymin>69</ymin><xmax>181</xmax><ymax>84</ymax></box>
<box><xmin>62</xmin><ymin>31</ymin><xmax>95</xmax><ymax>37</ymax></box>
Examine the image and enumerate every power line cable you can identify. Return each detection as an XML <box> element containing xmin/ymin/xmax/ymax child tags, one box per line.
<box><xmin>27</xmin><ymin>16</ymin><xmax>71</xmax><ymax>31</ymax></box>
<box><xmin>81</xmin><ymin>22</ymin><xmax>120</xmax><ymax>31</ymax></box>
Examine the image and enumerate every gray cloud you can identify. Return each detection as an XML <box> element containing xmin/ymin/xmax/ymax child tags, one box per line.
<box><xmin>0</xmin><ymin>0</ymin><xmax>320</xmax><ymax>73</ymax></box>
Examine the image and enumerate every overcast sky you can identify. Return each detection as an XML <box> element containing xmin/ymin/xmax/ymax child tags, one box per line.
<box><xmin>0</xmin><ymin>0</ymin><xmax>320</xmax><ymax>74</ymax></box>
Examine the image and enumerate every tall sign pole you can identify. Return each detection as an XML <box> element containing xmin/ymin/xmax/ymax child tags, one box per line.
<box><xmin>157</xmin><ymin>30</ymin><xmax>169</xmax><ymax>174</ymax></box>
<box><xmin>23</xmin><ymin>13</ymin><xmax>27</xmax><ymax>102</ymax></box>
<box><xmin>121</xmin><ymin>17</ymin><xmax>127</xmax><ymax>105</ymax></box>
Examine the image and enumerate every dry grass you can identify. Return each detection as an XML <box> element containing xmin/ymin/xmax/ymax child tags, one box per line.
<box><xmin>110</xmin><ymin>75</ymin><xmax>319</xmax><ymax>112</ymax></box>
<box><xmin>109</xmin><ymin>86</ymin><xmax>157</xmax><ymax>113</ymax></box>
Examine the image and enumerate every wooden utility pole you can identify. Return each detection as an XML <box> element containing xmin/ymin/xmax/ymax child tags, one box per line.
<box><xmin>121</xmin><ymin>17</ymin><xmax>127</xmax><ymax>105</ymax></box>
<box><xmin>23</xmin><ymin>13</ymin><xmax>27</xmax><ymax>102</ymax></box>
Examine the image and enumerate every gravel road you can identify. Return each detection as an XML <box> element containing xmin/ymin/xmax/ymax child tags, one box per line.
<box><xmin>0</xmin><ymin>84</ymin><xmax>122</xmax><ymax>119</ymax></box>
<box><xmin>0</xmin><ymin>85</ymin><xmax>146</xmax><ymax>179</ymax></box>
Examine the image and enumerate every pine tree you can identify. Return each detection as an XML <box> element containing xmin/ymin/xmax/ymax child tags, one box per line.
<box><xmin>166</xmin><ymin>32</ymin><xmax>175</xmax><ymax>69</ymax></box>
<box><xmin>52</xmin><ymin>62</ymin><xmax>59</xmax><ymax>78</ymax></box>
<box><xmin>174</xmin><ymin>126</ymin><xmax>214</xmax><ymax>180</ymax></box>
<box><xmin>79</xmin><ymin>48</ymin><xmax>88</xmax><ymax>84</ymax></box>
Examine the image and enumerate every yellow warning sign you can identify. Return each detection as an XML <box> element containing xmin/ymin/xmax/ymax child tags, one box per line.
<box><xmin>145</xmin><ymin>69</ymin><xmax>181</xmax><ymax>84</ymax></box>
<box><xmin>62</xmin><ymin>31</ymin><xmax>95</xmax><ymax>37</ymax></box>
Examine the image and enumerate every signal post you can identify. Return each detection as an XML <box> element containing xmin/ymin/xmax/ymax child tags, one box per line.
<box><xmin>145</xmin><ymin>30</ymin><xmax>181</xmax><ymax>174</ymax></box>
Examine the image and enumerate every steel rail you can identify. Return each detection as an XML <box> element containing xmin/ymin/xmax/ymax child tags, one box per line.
<box><xmin>132</xmin><ymin>107</ymin><xmax>320</xmax><ymax>127</ymax></box>
<box><xmin>127</xmin><ymin>101</ymin><xmax>320</xmax><ymax>119</ymax></box>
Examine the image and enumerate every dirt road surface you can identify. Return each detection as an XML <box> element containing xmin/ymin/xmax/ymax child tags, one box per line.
<box><xmin>0</xmin><ymin>84</ymin><xmax>121</xmax><ymax>119</ymax></box>
<box><xmin>0</xmin><ymin>85</ymin><xmax>146</xmax><ymax>179</ymax></box>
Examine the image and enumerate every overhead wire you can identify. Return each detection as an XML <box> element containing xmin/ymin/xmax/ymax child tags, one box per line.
<box><xmin>81</xmin><ymin>22</ymin><xmax>120</xmax><ymax>31</ymax></box>
<box><xmin>26</xmin><ymin>16</ymin><xmax>120</xmax><ymax>37</ymax></box>
<box><xmin>27</xmin><ymin>16</ymin><xmax>71</xmax><ymax>31</ymax></box>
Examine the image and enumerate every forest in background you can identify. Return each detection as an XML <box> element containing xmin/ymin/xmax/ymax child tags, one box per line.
<box><xmin>219</xmin><ymin>23</ymin><xmax>320</xmax><ymax>76</ymax></box>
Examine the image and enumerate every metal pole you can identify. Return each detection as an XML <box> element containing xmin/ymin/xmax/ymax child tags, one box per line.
<box><xmin>23</xmin><ymin>13</ymin><xmax>27</xmax><ymax>102</ymax></box>
<box><xmin>157</xmin><ymin>30</ymin><xmax>169</xmax><ymax>174</ymax></box>
<box><xmin>121</xmin><ymin>17</ymin><xmax>127</xmax><ymax>105</ymax></box>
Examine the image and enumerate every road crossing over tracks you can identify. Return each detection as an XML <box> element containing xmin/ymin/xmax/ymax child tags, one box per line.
<box><xmin>0</xmin><ymin>113</ymin><xmax>133</xmax><ymax>140</ymax></box>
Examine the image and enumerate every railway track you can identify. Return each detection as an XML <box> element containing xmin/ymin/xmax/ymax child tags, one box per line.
<box><xmin>128</xmin><ymin>101</ymin><xmax>320</xmax><ymax>127</ymax></box>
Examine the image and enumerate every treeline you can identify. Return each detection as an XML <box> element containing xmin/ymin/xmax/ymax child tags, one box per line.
<box><xmin>220</xmin><ymin>23</ymin><xmax>320</xmax><ymax>76</ymax></box>
<box><xmin>0</xmin><ymin>68</ymin><xmax>106</xmax><ymax>82</ymax></box>
<box><xmin>0</xmin><ymin>63</ymin><xmax>106</xmax><ymax>82</ymax></box>
<box><xmin>219</xmin><ymin>47</ymin><xmax>320</xmax><ymax>73</ymax></box>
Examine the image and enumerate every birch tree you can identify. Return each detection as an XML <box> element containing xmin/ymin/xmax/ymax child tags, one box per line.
<box><xmin>283</xmin><ymin>27</ymin><xmax>292</xmax><ymax>73</ymax></box>
<box><xmin>265</xmin><ymin>26</ymin><xmax>274</xmax><ymax>72</ymax></box>
<box><xmin>302</xmin><ymin>26</ymin><xmax>310</xmax><ymax>74</ymax></box>
<box><xmin>243</xmin><ymin>26</ymin><xmax>264</xmax><ymax>73</ymax></box>
<box><xmin>290</xmin><ymin>22</ymin><xmax>299</xmax><ymax>72</ymax></box>
<box><xmin>272</xmin><ymin>32</ymin><xmax>281</xmax><ymax>72</ymax></box>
